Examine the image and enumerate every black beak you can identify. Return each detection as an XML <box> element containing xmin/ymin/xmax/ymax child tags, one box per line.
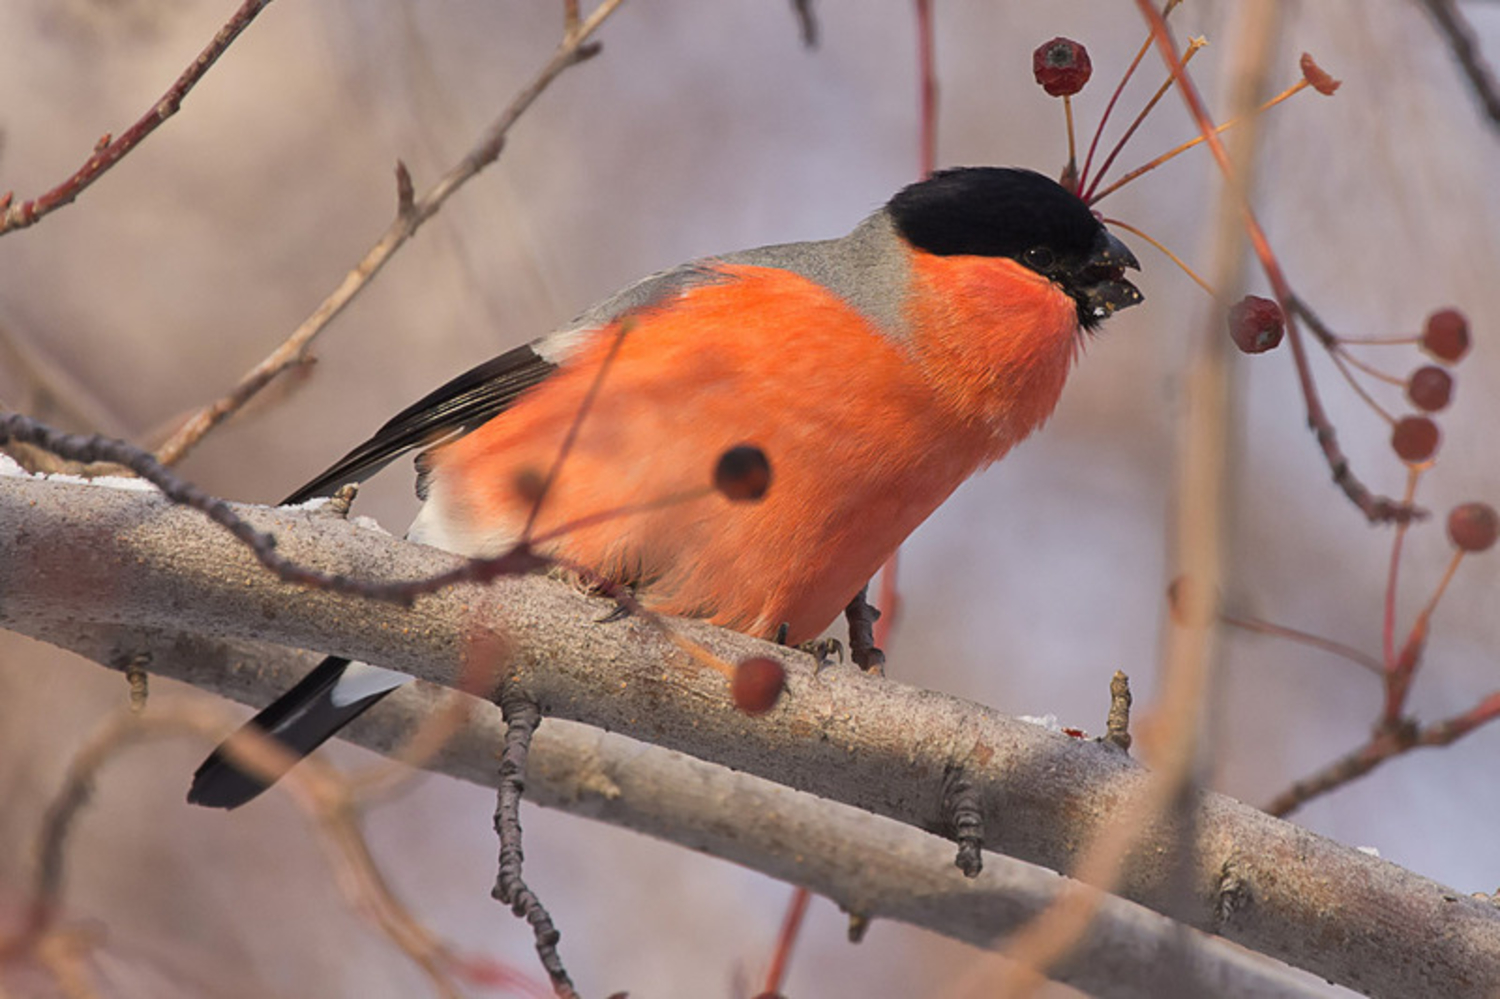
<box><xmin>1075</xmin><ymin>228</ymin><xmax>1143</xmax><ymax>328</ymax></box>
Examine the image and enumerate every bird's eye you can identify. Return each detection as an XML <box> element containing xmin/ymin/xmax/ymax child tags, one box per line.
<box><xmin>1023</xmin><ymin>246</ymin><xmax>1056</xmax><ymax>270</ymax></box>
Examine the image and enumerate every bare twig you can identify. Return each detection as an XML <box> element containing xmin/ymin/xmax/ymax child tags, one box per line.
<box><xmin>0</xmin><ymin>1</ymin><xmax>274</xmax><ymax>235</ymax></box>
<box><xmin>0</xmin><ymin>315</ymin><xmax>130</xmax><ymax>437</ymax></box>
<box><xmin>790</xmin><ymin>0</ymin><xmax>818</xmax><ymax>49</ymax></box>
<box><xmin>1265</xmin><ymin>690</ymin><xmax>1500</xmax><ymax>817</ymax></box>
<box><xmin>493</xmin><ymin>690</ymin><xmax>575</xmax><ymax>997</ymax></box>
<box><xmin>1417</xmin><ymin>0</ymin><xmax>1500</xmax><ymax>132</ymax></box>
<box><xmin>153</xmin><ymin>0</ymin><xmax>627</xmax><ymax>467</ymax></box>
<box><xmin>914</xmin><ymin>0</ymin><xmax>937</xmax><ymax>178</ymax></box>
<box><xmin>978</xmin><ymin>9</ymin><xmax>1279</xmax><ymax>992</ymax></box>
<box><xmin>760</xmin><ymin>886</ymin><xmax>811</xmax><ymax>997</ymax></box>
<box><xmin>1104</xmin><ymin>670</ymin><xmax>1132</xmax><ymax>752</ymax></box>
<box><xmin>1137</xmin><ymin>10</ymin><xmax>1414</xmax><ymax>526</ymax></box>
<box><xmin>0</xmin><ymin>412</ymin><xmax>554</xmax><ymax>605</ymax></box>
<box><xmin>2</xmin><ymin>701</ymin><xmax>527</xmax><ymax>998</ymax></box>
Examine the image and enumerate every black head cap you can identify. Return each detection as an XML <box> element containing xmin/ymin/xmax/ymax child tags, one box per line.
<box><xmin>887</xmin><ymin>167</ymin><xmax>1143</xmax><ymax>329</ymax></box>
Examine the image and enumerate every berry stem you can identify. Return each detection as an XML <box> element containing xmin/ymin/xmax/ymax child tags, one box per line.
<box><xmin>1327</xmin><ymin>348</ymin><xmax>1398</xmax><ymax>425</ymax></box>
<box><xmin>1380</xmin><ymin>467</ymin><xmax>1423</xmax><ymax>718</ymax></box>
<box><xmin>520</xmin><ymin>320</ymin><xmax>631</xmax><ymax>541</ymax></box>
<box><xmin>1334</xmin><ymin>334</ymin><xmax>1422</xmax><ymax>347</ymax></box>
<box><xmin>1088</xmin><ymin>78</ymin><xmax>1312</xmax><ymax>205</ymax></box>
<box><xmin>1136</xmin><ymin>37</ymin><xmax>1424</xmax><ymax>538</ymax></box>
<box><xmin>1079</xmin><ymin>0</ymin><xmax>1182</xmax><ymax>190</ymax></box>
<box><xmin>1063</xmin><ymin>94</ymin><xmax>1079</xmax><ymax>186</ymax></box>
<box><xmin>1220</xmin><ymin>613</ymin><xmax>1383</xmax><ymax>675</ymax></box>
<box><xmin>1385</xmin><ymin>547</ymin><xmax>1470</xmax><ymax>728</ymax></box>
<box><xmin>1100</xmin><ymin>217</ymin><xmax>1214</xmax><ymax>294</ymax></box>
<box><xmin>1082</xmin><ymin>36</ymin><xmax>1208</xmax><ymax>204</ymax></box>
<box><xmin>1331</xmin><ymin>345</ymin><xmax>1406</xmax><ymax>387</ymax></box>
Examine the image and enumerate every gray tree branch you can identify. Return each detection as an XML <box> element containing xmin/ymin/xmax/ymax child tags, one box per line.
<box><xmin>2</xmin><ymin>471</ymin><xmax>1497</xmax><ymax>998</ymax></box>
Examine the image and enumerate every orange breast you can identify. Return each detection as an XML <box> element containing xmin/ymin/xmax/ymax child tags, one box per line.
<box><xmin>426</xmin><ymin>259</ymin><xmax>1080</xmax><ymax>643</ymax></box>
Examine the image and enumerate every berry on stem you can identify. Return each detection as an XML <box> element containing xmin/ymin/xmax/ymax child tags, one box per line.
<box><xmin>1407</xmin><ymin>366</ymin><xmax>1454</xmax><ymax>412</ymax></box>
<box><xmin>1229</xmin><ymin>295</ymin><xmax>1284</xmax><ymax>354</ymax></box>
<box><xmin>732</xmin><ymin>657</ymin><xmax>786</xmax><ymax>715</ymax></box>
<box><xmin>1448</xmin><ymin>503</ymin><xmax>1499</xmax><ymax>553</ymax></box>
<box><xmin>1299</xmin><ymin>53</ymin><xmax>1342</xmax><ymax>95</ymax></box>
<box><xmin>1391</xmin><ymin>415</ymin><xmax>1440</xmax><ymax>464</ymax></box>
<box><xmin>714</xmin><ymin>444</ymin><xmax>772</xmax><ymax>502</ymax></box>
<box><xmin>1422</xmin><ymin>308</ymin><xmax>1470</xmax><ymax>363</ymax></box>
<box><xmin>1033</xmin><ymin>37</ymin><xmax>1092</xmax><ymax>97</ymax></box>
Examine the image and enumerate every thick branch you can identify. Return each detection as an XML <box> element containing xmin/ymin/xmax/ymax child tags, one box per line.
<box><xmin>2</xmin><ymin>472</ymin><xmax>1498</xmax><ymax>998</ymax></box>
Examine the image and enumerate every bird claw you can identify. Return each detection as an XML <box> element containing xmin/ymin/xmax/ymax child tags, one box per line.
<box><xmin>796</xmin><ymin>637</ymin><xmax>844</xmax><ymax>672</ymax></box>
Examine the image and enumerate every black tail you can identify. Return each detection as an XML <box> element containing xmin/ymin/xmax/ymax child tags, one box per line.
<box><xmin>188</xmin><ymin>656</ymin><xmax>405</xmax><ymax>809</ymax></box>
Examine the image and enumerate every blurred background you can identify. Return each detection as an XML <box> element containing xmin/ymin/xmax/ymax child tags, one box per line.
<box><xmin>2</xmin><ymin>1</ymin><xmax>1497</xmax><ymax>996</ymax></box>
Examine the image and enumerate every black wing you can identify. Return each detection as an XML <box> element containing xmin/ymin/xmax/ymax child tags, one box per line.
<box><xmin>281</xmin><ymin>342</ymin><xmax>557</xmax><ymax>505</ymax></box>
<box><xmin>279</xmin><ymin>261</ymin><xmax>737</xmax><ymax>506</ymax></box>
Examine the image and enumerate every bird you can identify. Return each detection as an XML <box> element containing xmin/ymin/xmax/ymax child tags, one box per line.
<box><xmin>188</xmin><ymin>166</ymin><xmax>1143</xmax><ymax>809</ymax></box>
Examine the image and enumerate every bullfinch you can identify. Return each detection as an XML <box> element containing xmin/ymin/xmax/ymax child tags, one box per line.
<box><xmin>188</xmin><ymin>166</ymin><xmax>1143</xmax><ymax>809</ymax></box>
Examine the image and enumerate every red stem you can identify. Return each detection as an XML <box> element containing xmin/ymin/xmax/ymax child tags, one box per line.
<box><xmin>914</xmin><ymin>0</ymin><xmax>938</xmax><ymax>178</ymax></box>
<box><xmin>1079</xmin><ymin>37</ymin><xmax>1155</xmax><ymax>193</ymax></box>
<box><xmin>761</xmin><ymin>887</ymin><xmax>811</xmax><ymax>994</ymax></box>
<box><xmin>1134</xmin><ymin>1</ymin><xmax>1414</xmax><ymax>526</ymax></box>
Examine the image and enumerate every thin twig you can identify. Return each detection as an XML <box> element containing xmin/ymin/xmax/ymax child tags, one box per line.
<box><xmin>1327</xmin><ymin>348</ymin><xmax>1399</xmax><ymax>425</ymax></box>
<box><xmin>153</xmin><ymin>0</ymin><xmax>626</xmax><ymax>467</ymax></box>
<box><xmin>1417</xmin><ymin>0</ymin><xmax>1500</xmax><ymax>132</ymax></box>
<box><xmin>790</xmin><ymin>0</ymin><xmax>818</xmax><ymax>49</ymax></box>
<box><xmin>5</xmin><ymin>703</ymin><xmax>525</xmax><ymax>997</ymax></box>
<box><xmin>1220</xmin><ymin>613</ymin><xmax>1383</xmax><ymax>675</ymax></box>
<box><xmin>1088</xmin><ymin>75</ymin><xmax>1310</xmax><ymax>205</ymax></box>
<box><xmin>1332</xmin><ymin>345</ymin><xmax>1405</xmax><ymax>388</ymax></box>
<box><xmin>1081</xmin><ymin>35</ymin><xmax>1208</xmax><ymax>204</ymax></box>
<box><xmin>0</xmin><ymin>1</ymin><xmax>273</xmax><ymax>235</ymax></box>
<box><xmin>1</xmin><ymin>412</ymin><xmax>555</xmax><ymax>605</ymax></box>
<box><xmin>1101</xmin><ymin>216</ymin><xmax>1215</xmax><ymax>295</ymax></box>
<box><xmin>1267</xmin><ymin>688</ymin><xmax>1500</xmax><ymax>818</ymax></box>
<box><xmin>979</xmin><ymin>8</ymin><xmax>1280</xmax><ymax>993</ymax></box>
<box><xmin>1077</xmin><ymin>13</ymin><xmax>1162</xmax><ymax>194</ymax></box>
<box><xmin>521</xmin><ymin>321</ymin><xmax>631</xmax><ymax>541</ymax></box>
<box><xmin>761</xmin><ymin>887</ymin><xmax>811</xmax><ymax>997</ymax></box>
<box><xmin>1382</xmin><ymin>545</ymin><xmax>1465</xmax><ymax>730</ymax></box>
<box><xmin>1138</xmin><ymin>10</ymin><xmax>1415</xmax><ymax>526</ymax></box>
<box><xmin>1382</xmin><ymin>467</ymin><xmax>1422</xmax><ymax>674</ymax></box>
<box><xmin>914</xmin><ymin>0</ymin><xmax>938</xmax><ymax>178</ymax></box>
<box><xmin>493</xmin><ymin>690</ymin><xmax>576</xmax><ymax>997</ymax></box>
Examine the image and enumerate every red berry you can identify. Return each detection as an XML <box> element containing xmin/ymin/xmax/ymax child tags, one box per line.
<box><xmin>1033</xmin><ymin>37</ymin><xmax>1092</xmax><ymax>97</ymax></box>
<box><xmin>1406</xmin><ymin>366</ymin><xmax>1454</xmax><ymax>412</ymax></box>
<box><xmin>731</xmin><ymin>657</ymin><xmax>785</xmax><ymax>715</ymax></box>
<box><xmin>1390</xmin><ymin>415</ymin><xmax>1440</xmax><ymax>463</ymax></box>
<box><xmin>714</xmin><ymin>444</ymin><xmax>771</xmax><ymax>502</ymax></box>
<box><xmin>1422</xmin><ymin>308</ymin><xmax>1470</xmax><ymax>363</ymax></box>
<box><xmin>1448</xmin><ymin>503</ymin><xmax>1499</xmax><ymax>553</ymax></box>
<box><xmin>1299</xmin><ymin>53</ymin><xmax>1341</xmax><ymax>95</ymax></box>
<box><xmin>1228</xmin><ymin>295</ymin><xmax>1284</xmax><ymax>354</ymax></box>
<box><xmin>512</xmin><ymin>467</ymin><xmax>546</xmax><ymax>505</ymax></box>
